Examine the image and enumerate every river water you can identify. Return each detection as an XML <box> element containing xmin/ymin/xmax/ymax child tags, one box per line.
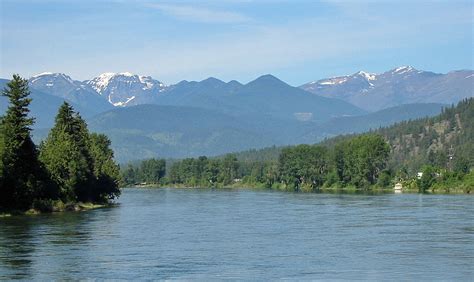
<box><xmin>1</xmin><ymin>188</ymin><xmax>473</xmax><ymax>280</ymax></box>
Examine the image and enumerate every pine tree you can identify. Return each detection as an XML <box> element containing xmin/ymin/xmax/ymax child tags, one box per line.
<box><xmin>0</xmin><ymin>75</ymin><xmax>50</xmax><ymax>210</ymax></box>
<box><xmin>39</xmin><ymin>102</ymin><xmax>94</xmax><ymax>202</ymax></box>
<box><xmin>88</xmin><ymin>133</ymin><xmax>121</xmax><ymax>202</ymax></box>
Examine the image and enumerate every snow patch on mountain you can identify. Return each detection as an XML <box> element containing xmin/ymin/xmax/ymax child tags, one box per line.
<box><xmin>32</xmin><ymin>72</ymin><xmax>53</xmax><ymax>77</ymax></box>
<box><xmin>87</xmin><ymin>72</ymin><xmax>117</xmax><ymax>94</ymax></box>
<box><xmin>315</xmin><ymin>77</ymin><xmax>349</xmax><ymax>87</ymax></box>
<box><xmin>30</xmin><ymin>72</ymin><xmax>75</xmax><ymax>85</ymax></box>
<box><xmin>392</xmin><ymin>66</ymin><xmax>415</xmax><ymax>74</ymax></box>
<box><xmin>356</xmin><ymin>71</ymin><xmax>376</xmax><ymax>81</ymax></box>
<box><xmin>113</xmin><ymin>96</ymin><xmax>136</xmax><ymax>107</ymax></box>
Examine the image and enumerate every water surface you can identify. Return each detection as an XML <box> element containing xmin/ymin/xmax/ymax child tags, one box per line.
<box><xmin>1</xmin><ymin>188</ymin><xmax>473</xmax><ymax>280</ymax></box>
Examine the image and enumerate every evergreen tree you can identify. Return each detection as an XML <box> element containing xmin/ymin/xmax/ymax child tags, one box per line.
<box><xmin>89</xmin><ymin>133</ymin><xmax>121</xmax><ymax>201</ymax></box>
<box><xmin>39</xmin><ymin>102</ymin><xmax>94</xmax><ymax>202</ymax></box>
<box><xmin>0</xmin><ymin>75</ymin><xmax>51</xmax><ymax>209</ymax></box>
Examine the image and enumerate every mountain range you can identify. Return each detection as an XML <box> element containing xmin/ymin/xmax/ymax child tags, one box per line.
<box><xmin>0</xmin><ymin>66</ymin><xmax>472</xmax><ymax>162</ymax></box>
<box><xmin>300</xmin><ymin>66</ymin><xmax>473</xmax><ymax>111</ymax></box>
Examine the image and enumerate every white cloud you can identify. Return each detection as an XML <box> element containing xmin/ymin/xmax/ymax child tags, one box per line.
<box><xmin>146</xmin><ymin>3</ymin><xmax>251</xmax><ymax>23</ymax></box>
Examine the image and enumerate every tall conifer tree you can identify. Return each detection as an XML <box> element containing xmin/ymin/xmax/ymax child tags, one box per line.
<box><xmin>88</xmin><ymin>133</ymin><xmax>121</xmax><ymax>201</ymax></box>
<box><xmin>0</xmin><ymin>75</ymin><xmax>49</xmax><ymax>209</ymax></box>
<box><xmin>39</xmin><ymin>102</ymin><xmax>94</xmax><ymax>202</ymax></box>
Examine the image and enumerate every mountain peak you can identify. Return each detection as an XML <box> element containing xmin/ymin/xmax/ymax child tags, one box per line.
<box><xmin>86</xmin><ymin>72</ymin><xmax>166</xmax><ymax>106</ymax></box>
<box><xmin>249</xmin><ymin>74</ymin><xmax>287</xmax><ymax>86</ymax></box>
<box><xmin>227</xmin><ymin>80</ymin><xmax>243</xmax><ymax>86</ymax></box>
<box><xmin>391</xmin><ymin>65</ymin><xmax>417</xmax><ymax>74</ymax></box>
<box><xmin>32</xmin><ymin>71</ymin><xmax>54</xmax><ymax>77</ymax></box>
<box><xmin>354</xmin><ymin>71</ymin><xmax>376</xmax><ymax>81</ymax></box>
<box><xmin>257</xmin><ymin>74</ymin><xmax>279</xmax><ymax>80</ymax></box>
<box><xmin>89</xmin><ymin>72</ymin><xmax>154</xmax><ymax>91</ymax></box>
<box><xmin>200</xmin><ymin>77</ymin><xmax>225</xmax><ymax>86</ymax></box>
<box><xmin>30</xmin><ymin>72</ymin><xmax>75</xmax><ymax>85</ymax></box>
<box><xmin>118</xmin><ymin>72</ymin><xmax>134</xmax><ymax>77</ymax></box>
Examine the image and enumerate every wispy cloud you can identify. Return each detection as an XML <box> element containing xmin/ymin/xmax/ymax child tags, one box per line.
<box><xmin>146</xmin><ymin>3</ymin><xmax>251</xmax><ymax>23</ymax></box>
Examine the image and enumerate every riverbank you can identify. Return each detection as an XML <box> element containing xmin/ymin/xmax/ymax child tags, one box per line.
<box><xmin>0</xmin><ymin>201</ymin><xmax>109</xmax><ymax>217</ymax></box>
<box><xmin>123</xmin><ymin>183</ymin><xmax>472</xmax><ymax>194</ymax></box>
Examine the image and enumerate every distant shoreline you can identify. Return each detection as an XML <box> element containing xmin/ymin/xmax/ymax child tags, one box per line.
<box><xmin>123</xmin><ymin>185</ymin><xmax>471</xmax><ymax>195</ymax></box>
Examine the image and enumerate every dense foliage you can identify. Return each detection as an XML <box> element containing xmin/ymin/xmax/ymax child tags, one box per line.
<box><xmin>123</xmin><ymin>135</ymin><xmax>391</xmax><ymax>191</ymax></box>
<box><xmin>121</xmin><ymin>158</ymin><xmax>166</xmax><ymax>185</ymax></box>
<box><xmin>0</xmin><ymin>75</ymin><xmax>120</xmax><ymax>211</ymax></box>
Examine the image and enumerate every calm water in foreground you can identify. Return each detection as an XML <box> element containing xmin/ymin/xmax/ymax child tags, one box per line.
<box><xmin>1</xmin><ymin>188</ymin><xmax>473</xmax><ymax>280</ymax></box>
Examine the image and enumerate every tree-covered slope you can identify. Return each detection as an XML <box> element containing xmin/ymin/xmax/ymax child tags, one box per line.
<box><xmin>231</xmin><ymin>98</ymin><xmax>474</xmax><ymax>175</ymax></box>
<box><xmin>380</xmin><ymin>98</ymin><xmax>473</xmax><ymax>173</ymax></box>
<box><xmin>302</xmin><ymin>103</ymin><xmax>446</xmax><ymax>140</ymax></box>
<box><xmin>322</xmin><ymin>98</ymin><xmax>474</xmax><ymax>173</ymax></box>
<box><xmin>87</xmin><ymin>104</ymin><xmax>295</xmax><ymax>163</ymax></box>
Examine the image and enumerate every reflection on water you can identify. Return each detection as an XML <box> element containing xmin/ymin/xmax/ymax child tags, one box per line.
<box><xmin>0</xmin><ymin>188</ymin><xmax>473</xmax><ymax>280</ymax></box>
<box><xmin>0</xmin><ymin>208</ymin><xmax>113</xmax><ymax>279</ymax></box>
<box><xmin>0</xmin><ymin>218</ymin><xmax>35</xmax><ymax>278</ymax></box>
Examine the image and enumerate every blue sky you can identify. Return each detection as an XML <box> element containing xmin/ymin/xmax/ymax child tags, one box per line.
<box><xmin>1</xmin><ymin>0</ymin><xmax>473</xmax><ymax>86</ymax></box>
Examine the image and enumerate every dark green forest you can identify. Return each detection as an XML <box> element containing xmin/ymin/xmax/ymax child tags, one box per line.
<box><xmin>0</xmin><ymin>75</ymin><xmax>120</xmax><ymax>212</ymax></box>
<box><xmin>123</xmin><ymin>98</ymin><xmax>474</xmax><ymax>192</ymax></box>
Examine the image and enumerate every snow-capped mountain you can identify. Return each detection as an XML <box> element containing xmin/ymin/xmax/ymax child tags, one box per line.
<box><xmin>302</xmin><ymin>71</ymin><xmax>378</xmax><ymax>101</ymax></box>
<box><xmin>29</xmin><ymin>72</ymin><xmax>79</xmax><ymax>98</ymax></box>
<box><xmin>308</xmin><ymin>70</ymin><xmax>376</xmax><ymax>88</ymax></box>
<box><xmin>300</xmin><ymin>66</ymin><xmax>473</xmax><ymax>111</ymax></box>
<box><xmin>27</xmin><ymin>71</ymin><xmax>167</xmax><ymax>108</ymax></box>
<box><xmin>24</xmin><ymin>67</ymin><xmax>474</xmax><ymax>113</ymax></box>
<box><xmin>86</xmin><ymin>72</ymin><xmax>167</xmax><ymax>106</ymax></box>
<box><xmin>28</xmin><ymin>72</ymin><xmax>113</xmax><ymax>113</ymax></box>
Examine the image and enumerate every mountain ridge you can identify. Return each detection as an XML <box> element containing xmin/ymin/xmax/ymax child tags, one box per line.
<box><xmin>300</xmin><ymin>67</ymin><xmax>473</xmax><ymax>111</ymax></box>
<box><xmin>11</xmin><ymin>66</ymin><xmax>472</xmax><ymax>113</ymax></box>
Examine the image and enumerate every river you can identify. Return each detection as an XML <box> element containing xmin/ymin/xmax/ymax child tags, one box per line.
<box><xmin>1</xmin><ymin>188</ymin><xmax>473</xmax><ymax>280</ymax></box>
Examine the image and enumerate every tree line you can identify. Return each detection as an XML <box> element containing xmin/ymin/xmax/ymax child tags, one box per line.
<box><xmin>121</xmin><ymin>134</ymin><xmax>392</xmax><ymax>191</ymax></box>
<box><xmin>0</xmin><ymin>75</ymin><xmax>120</xmax><ymax>211</ymax></box>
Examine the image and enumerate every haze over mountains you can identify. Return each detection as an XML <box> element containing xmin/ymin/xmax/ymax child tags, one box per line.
<box><xmin>0</xmin><ymin>66</ymin><xmax>472</xmax><ymax>162</ymax></box>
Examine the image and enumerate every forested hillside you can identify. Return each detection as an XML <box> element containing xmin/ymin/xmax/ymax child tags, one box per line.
<box><xmin>381</xmin><ymin>98</ymin><xmax>473</xmax><ymax>173</ymax></box>
<box><xmin>322</xmin><ymin>98</ymin><xmax>473</xmax><ymax>175</ymax></box>
<box><xmin>233</xmin><ymin>98</ymin><xmax>474</xmax><ymax>175</ymax></box>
